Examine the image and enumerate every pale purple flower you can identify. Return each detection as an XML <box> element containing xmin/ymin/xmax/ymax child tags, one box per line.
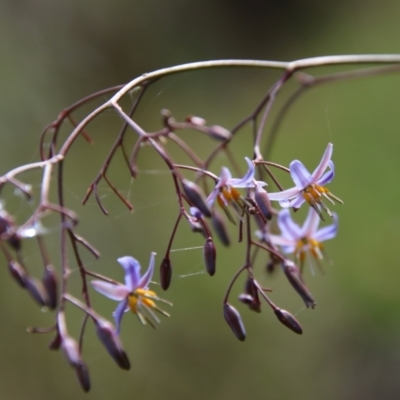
<box><xmin>206</xmin><ymin>157</ymin><xmax>266</xmax><ymax>208</ymax></box>
<box><xmin>91</xmin><ymin>252</ymin><xmax>171</xmax><ymax>334</ymax></box>
<box><xmin>268</xmin><ymin>143</ymin><xmax>342</xmax><ymax>218</ymax></box>
<box><xmin>268</xmin><ymin>208</ymin><xmax>338</xmax><ymax>271</ymax></box>
<box><xmin>190</xmin><ymin>157</ymin><xmax>267</xmax><ymax>222</ymax></box>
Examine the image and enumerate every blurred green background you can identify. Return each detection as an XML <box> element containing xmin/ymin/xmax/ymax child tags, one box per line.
<box><xmin>1</xmin><ymin>1</ymin><xmax>400</xmax><ymax>399</ymax></box>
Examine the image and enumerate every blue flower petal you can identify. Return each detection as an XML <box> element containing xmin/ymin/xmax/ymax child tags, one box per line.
<box><xmin>114</xmin><ymin>297</ymin><xmax>129</xmax><ymax>334</ymax></box>
<box><xmin>316</xmin><ymin>161</ymin><xmax>335</xmax><ymax>186</ymax></box>
<box><xmin>311</xmin><ymin>143</ymin><xmax>333</xmax><ymax>182</ymax></box>
<box><xmin>277</xmin><ymin>209</ymin><xmax>302</xmax><ymax>240</ymax></box>
<box><xmin>300</xmin><ymin>208</ymin><xmax>320</xmax><ymax>237</ymax></box>
<box><xmin>117</xmin><ymin>256</ymin><xmax>141</xmax><ymax>292</ymax></box>
<box><xmin>139</xmin><ymin>252</ymin><xmax>155</xmax><ymax>289</ymax></box>
<box><xmin>290</xmin><ymin>160</ymin><xmax>312</xmax><ymax>189</ymax></box>
<box><xmin>313</xmin><ymin>213</ymin><xmax>338</xmax><ymax>242</ymax></box>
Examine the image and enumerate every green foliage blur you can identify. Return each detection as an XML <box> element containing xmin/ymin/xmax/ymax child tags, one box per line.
<box><xmin>1</xmin><ymin>1</ymin><xmax>400</xmax><ymax>399</ymax></box>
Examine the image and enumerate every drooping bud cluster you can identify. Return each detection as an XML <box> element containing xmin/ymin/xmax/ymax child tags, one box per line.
<box><xmin>0</xmin><ymin>226</ymin><xmax>59</xmax><ymax>311</ymax></box>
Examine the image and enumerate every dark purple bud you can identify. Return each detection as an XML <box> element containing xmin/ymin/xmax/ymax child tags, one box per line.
<box><xmin>75</xmin><ymin>361</ymin><xmax>91</xmax><ymax>393</ymax></box>
<box><xmin>244</xmin><ymin>278</ymin><xmax>261</xmax><ymax>312</ymax></box>
<box><xmin>42</xmin><ymin>265</ymin><xmax>58</xmax><ymax>310</ymax></box>
<box><xmin>254</xmin><ymin>212</ymin><xmax>266</xmax><ymax>231</ymax></box>
<box><xmin>245</xmin><ymin>278</ymin><xmax>257</xmax><ymax>298</ymax></box>
<box><xmin>211</xmin><ymin>211</ymin><xmax>230</xmax><ymax>247</ymax></box>
<box><xmin>182</xmin><ymin>179</ymin><xmax>212</xmax><ymax>217</ymax></box>
<box><xmin>8</xmin><ymin>260</ymin><xmax>27</xmax><ymax>288</ymax></box>
<box><xmin>160</xmin><ymin>257</ymin><xmax>172</xmax><ymax>290</ymax></box>
<box><xmin>0</xmin><ymin>214</ymin><xmax>9</xmax><ymax>235</ymax></box>
<box><xmin>95</xmin><ymin>318</ymin><xmax>131</xmax><ymax>370</ymax></box>
<box><xmin>281</xmin><ymin>261</ymin><xmax>316</xmax><ymax>309</ymax></box>
<box><xmin>254</xmin><ymin>187</ymin><xmax>272</xmax><ymax>220</ymax></box>
<box><xmin>7</xmin><ymin>233</ymin><xmax>21</xmax><ymax>251</ymax></box>
<box><xmin>223</xmin><ymin>303</ymin><xmax>246</xmax><ymax>341</ymax></box>
<box><xmin>266</xmin><ymin>261</ymin><xmax>276</xmax><ymax>274</ymax></box>
<box><xmin>207</xmin><ymin>125</ymin><xmax>232</xmax><ymax>141</ymax></box>
<box><xmin>274</xmin><ymin>308</ymin><xmax>303</xmax><ymax>335</ymax></box>
<box><xmin>0</xmin><ymin>212</ymin><xmax>21</xmax><ymax>250</ymax></box>
<box><xmin>238</xmin><ymin>294</ymin><xmax>254</xmax><ymax>305</ymax></box>
<box><xmin>49</xmin><ymin>331</ymin><xmax>62</xmax><ymax>350</ymax></box>
<box><xmin>61</xmin><ymin>336</ymin><xmax>82</xmax><ymax>367</ymax></box>
<box><xmin>25</xmin><ymin>277</ymin><xmax>48</xmax><ymax>306</ymax></box>
<box><xmin>203</xmin><ymin>238</ymin><xmax>216</xmax><ymax>276</ymax></box>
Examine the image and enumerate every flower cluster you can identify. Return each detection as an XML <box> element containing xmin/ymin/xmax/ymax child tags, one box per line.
<box><xmin>89</xmin><ymin>143</ymin><xmax>341</xmax><ymax>348</ymax></box>
<box><xmin>180</xmin><ymin>142</ymin><xmax>342</xmax><ymax>339</ymax></box>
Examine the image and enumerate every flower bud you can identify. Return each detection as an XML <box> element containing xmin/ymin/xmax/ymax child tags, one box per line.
<box><xmin>253</xmin><ymin>212</ymin><xmax>266</xmax><ymax>232</ymax></box>
<box><xmin>238</xmin><ymin>294</ymin><xmax>254</xmax><ymax>305</ymax></box>
<box><xmin>266</xmin><ymin>260</ymin><xmax>276</xmax><ymax>274</ymax></box>
<box><xmin>207</xmin><ymin>125</ymin><xmax>232</xmax><ymax>141</ymax></box>
<box><xmin>95</xmin><ymin>318</ymin><xmax>131</xmax><ymax>370</ymax></box>
<box><xmin>48</xmin><ymin>331</ymin><xmax>62</xmax><ymax>350</ymax></box>
<box><xmin>61</xmin><ymin>336</ymin><xmax>82</xmax><ymax>367</ymax></box>
<box><xmin>281</xmin><ymin>261</ymin><xmax>316</xmax><ymax>309</ymax></box>
<box><xmin>0</xmin><ymin>214</ymin><xmax>9</xmax><ymax>235</ymax></box>
<box><xmin>0</xmin><ymin>211</ymin><xmax>21</xmax><ymax>250</ymax></box>
<box><xmin>42</xmin><ymin>265</ymin><xmax>58</xmax><ymax>310</ymax></box>
<box><xmin>203</xmin><ymin>238</ymin><xmax>216</xmax><ymax>276</ymax></box>
<box><xmin>254</xmin><ymin>187</ymin><xmax>272</xmax><ymax>220</ymax></box>
<box><xmin>161</xmin><ymin>108</ymin><xmax>173</xmax><ymax>126</ymax></box>
<box><xmin>223</xmin><ymin>303</ymin><xmax>246</xmax><ymax>341</ymax></box>
<box><xmin>274</xmin><ymin>308</ymin><xmax>303</xmax><ymax>335</ymax></box>
<box><xmin>25</xmin><ymin>277</ymin><xmax>48</xmax><ymax>306</ymax></box>
<box><xmin>244</xmin><ymin>278</ymin><xmax>261</xmax><ymax>312</ymax></box>
<box><xmin>8</xmin><ymin>260</ymin><xmax>27</xmax><ymax>288</ymax></box>
<box><xmin>7</xmin><ymin>233</ymin><xmax>21</xmax><ymax>251</ymax></box>
<box><xmin>185</xmin><ymin>115</ymin><xmax>206</xmax><ymax>125</ymax></box>
<box><xmin>160</xmin><ymin>257</ymin><xmax>172</xmax><ymax>290</ymax></box>
<box><xmin>211</xmin><ymin>211</ymin><xmax>230</xmax><ymax>247</ymax></box>
<box><xmin>189</xmin><ymin>219</ymin><xmax>206</xmax><ymax>236</ymax></box>
<box><xmin>182</xmin><ymin>180</ymin><xmax>211</xmax><ymax>217</ymax></box>
<box><xmin>75</xmin><ymin>361</ymin><xmax>91</xmax><ymax>392</ymax></box>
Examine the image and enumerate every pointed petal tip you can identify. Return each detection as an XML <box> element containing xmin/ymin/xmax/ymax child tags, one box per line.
<box><xmin>117</xmin><ymin>256</ymin><xmax>139</xmax><ymax>268</ymax></box>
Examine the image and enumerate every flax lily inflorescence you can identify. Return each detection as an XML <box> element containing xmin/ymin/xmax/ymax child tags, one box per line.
<box><xmin>15</xmin><ymin>53</ymin><xmax>400</xmax><ymax>394</ymax></box>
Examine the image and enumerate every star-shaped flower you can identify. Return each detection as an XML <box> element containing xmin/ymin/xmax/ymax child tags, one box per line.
<box><xmin>91</xmin><ymin>252</ymin><xmax>171</xmax><ymax>334</ymax></box>
<box><xmin>207</xmin><ymin>157</ymin><xmax>266</xmax><ymax>206</ymax></box>
<box><xmin>191</xmin><ymin>157</ymin><xmax>267</xmax><ymax>223</ymax></box>
<box><xmin>268</xmin><ymin>143</ymin><xmax>342</xmax><ymax>219</ymax></box>
<box><xmin>268</xmin><ymin>208</ymin><xmax>338</xmax><ymax>272</ymax></box>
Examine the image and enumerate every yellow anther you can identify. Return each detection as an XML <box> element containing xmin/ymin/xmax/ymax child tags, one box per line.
<box><xmin>129</xmin><ymin>289</ymin><xmax>158</xmax><ymax>313</ymax></box>
<box><xmin>135</xmin><ymin>288</ymin><xmax>156</xmax><ymax>297</ymax></box>
<box><xmin>295</xmin><ymin>238</ymin><xmax>323</xmax><ymax>262</ymax></box>
<box><xmin>217</xmin><ymin>194</ymin><xmax>226</xmax><ymax>208</ymax></box>
<box><xmin>301</xmin><ymin>183</ymin><xmax>342</xmax><ymax>220</ymax></box>
<box><xmin>128</xmin><ymin>294</ymin><xmax>139</xmax><ymax>312</ymax></box>
<box><xmin>142</xmin><ymin>298</ymin><xmax>156</xmax><ymax>308</ymax></box>
<box><xmin>221</xmin><ymin>188</ymin><xmax>232</xmax><ymax>202</ymax></box>
<box><xmin>315</xmin><ymin>184</ymin><xmax>328</xmax><ymax>194</ymax></box>
<box><xmin>230</xmin><ymin>187</ymin><xmax>241</xmax><ymax>202</ymax></box>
